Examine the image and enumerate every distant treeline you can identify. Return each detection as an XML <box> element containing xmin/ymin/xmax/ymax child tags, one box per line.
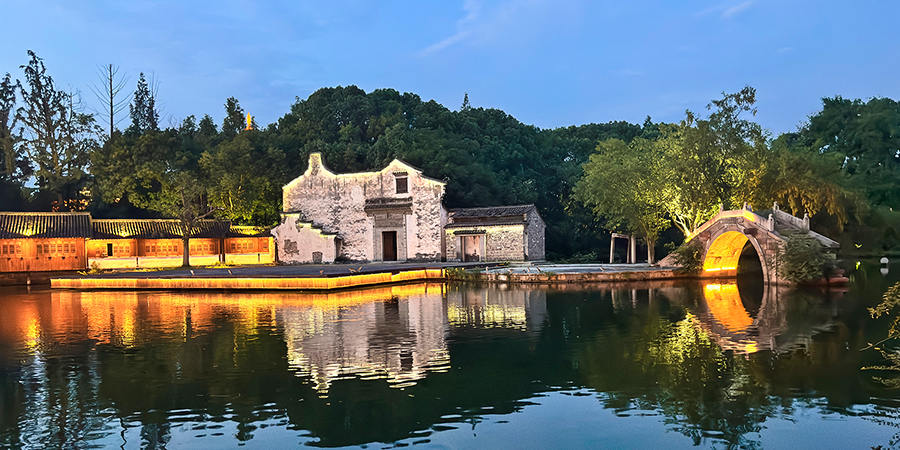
<box><xmin>2</xmin><ymin>52</ymin><xmax>899</xmax><ymax>259</ymax></box>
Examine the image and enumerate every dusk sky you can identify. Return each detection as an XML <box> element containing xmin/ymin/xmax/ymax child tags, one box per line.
<box><xmin>2</xmin><ymin>0</ymin><xmax>897</xmax><ymax>135</ymax></box>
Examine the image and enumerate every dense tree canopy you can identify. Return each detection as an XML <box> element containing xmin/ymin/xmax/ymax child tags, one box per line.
<box><xmin>2</xmin><ymin>51</ymin><xmax>899</xmax><ymax>260</ymax></box>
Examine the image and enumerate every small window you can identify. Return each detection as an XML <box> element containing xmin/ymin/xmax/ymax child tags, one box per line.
<box><xmin>2</xmin><ymin>244</ymin><xmax>7</xmax><ymax>254</ymax></box>
<box><xmin>395</xmin><ymin>176</ymin><xmax>408</xmax><ymax>194</ymax></box>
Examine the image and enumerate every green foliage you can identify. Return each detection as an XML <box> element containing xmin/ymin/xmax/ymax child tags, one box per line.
<box><xmin>662</xmin><ymin>87</ymin><xmax>767</xmax><ymax>237</ymax></box>
<box><xmin>775</xmin><ymin>233</ymin><xmax>828</xmax><ymax>283</ymax></box>
<box><xmin>804</xmin><ymin>96</ymin><xmax>900</xmax><ymax>209</ymax></box>
<box><xmin>672</xmin><ymin>240</ymin><xmax>703</xmax><ymax>274</ymax></box>
<box><xmin>78</xmin><ymin>261</ymin><xmax>103</xmax><ymax>276</ymax></box>
<box><xmin>865</xmin><ymin>282</ymin><xmax>900</xmax><ymax>389</ymax></box>
<box><xmin>0</xmin><ymin>72</ymin><xmax>30</xmax><ymax>185</ymax></box>
<box><xmin>445</xmin><ymin>267</ymin><xmax>478</xmax><ymax>281</ymax></box>
<box><xmin>128</xmin><ymin>73</ymin><xmax>158</xmax><ymax>133</ymax></box>
<box><xmin>741</xmin><ymin>132</ymin><xmax>863</xmax><ymax>230</ymax></box>
<box><xmin>17</xmin><ymin>51</ymin><xmax>99</xmax><ymax>208</ymax></box>
<box><xmin>574</xmin><ymin>137</ymin><xmax>668</xmax><ymax>262</ymax></box>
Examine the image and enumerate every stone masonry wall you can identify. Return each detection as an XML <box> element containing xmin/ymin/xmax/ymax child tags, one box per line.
<box><xmin>525</xmin><ymin>211</ymin><xmax>546</xmax><ymax>261</ymax></box>
<box><xmin>271</xmin><ymin>214</ymin><xmax>338</xmax><ymax>264</ymax></box>
<box><xmin>485</xmin><ymin>225</ymin><xmax>526</xmax><ymax>261</ymax></box>
<box><xmin>278</xmin><ymin>153</ymin><xmax>444</xmax><ymax>262</ymax></box>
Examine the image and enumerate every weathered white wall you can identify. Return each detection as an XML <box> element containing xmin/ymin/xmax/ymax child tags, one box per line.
<box><xmin>278</xmin><ymin>153</ymin><xmax>445</xmax><ymax>262</ymax></box>
<box><xmin>271</xmin><ymin>213</ymin><xmax>339</xmax><ymax>264</ymax></box>
<box><xmin>525</xmin><ymin>211</ymin><xmax>546</xmax><ymax>261</ymax></box>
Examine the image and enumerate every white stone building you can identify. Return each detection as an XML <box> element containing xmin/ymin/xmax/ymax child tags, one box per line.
<box><xmin>444</xmin><ymin>205</ymin><xmax>546</xmax><ymax>262</ymax></box>
<box><xmin>272</xmin><ymin>153</ymin><xmax>447</xmax><ymax>263</ymax></box>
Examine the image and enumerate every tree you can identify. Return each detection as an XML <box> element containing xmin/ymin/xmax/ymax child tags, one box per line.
<box><xmin>740</xmin><ymin>132</ymin><xmax>863</xmax><ymax>229</ymax></box>
<box><xmin>460</xmin><ymin>92</ymin><xmax>471</xmax><ymax>112</ymax></box>
<box><xmin>129</xmin><ymin>72</ymin><xmax>159</xmax><ymax>133</ymax></box>
<box><xmin>661</xmin><ymin>87</ymin><xmax>767</xmax><ymax>237</ymax></box>
<box><xmin>17</xmin><ymin>51</ymin><xmax>98</xmax><ymax>209</ymax></box>
<box><xmin>93</xmin><ymin>125</ymin><xmax>221</xmax><ymax>267</ymax></box>
<box><xmin>0</xmin><ymin>72</ymin><xmax>30</xmax><ymax>185</ymax></box>
<box><xmin>574</xmin><ymin>138</ymin><xmax>669</xmax><ymax>263</ymax></box>
<box><xmin>221</xmin><ymin>97</ymin><xmax>245</xmax><ymax>139</ymax></box>
<box><xmin>802</xmin><ymin>96</ymin><xmax>900</xmax><ymax>209</ymax></box>
<box><xmin>89</xmin><ymin>64</ymin><xmax>130</xmax><ymax>138</ymax></box>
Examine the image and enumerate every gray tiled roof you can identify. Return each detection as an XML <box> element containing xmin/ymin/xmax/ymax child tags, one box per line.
<box><xmin>448</xmin><ymin>204</ymin><xmax>537</xmax><ymax>219</ymax></box>
<box><xmin>92</xmin><ymin>219</ymin><xmax>231</xmax><ymax>239</ymax></box>
<box><xmin>228</xmin><ymin>225</ymin><xmax>272</xmax><ymax>237</ymax></box>
<box><xmin>0</xmin><ymin>212</ymin><xmax>93</xmax><ymax>239</ymax></box>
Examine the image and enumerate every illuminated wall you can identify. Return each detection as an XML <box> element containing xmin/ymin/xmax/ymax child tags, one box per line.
<box><xmin>276</xmin><ymin>152</ymin><xmax>446</xmax><ymax>262</ymax></box>
<box><xmin>702</xmin><ymin>231</ymin><xmax>749</xmax><ymax>274</ymax></box>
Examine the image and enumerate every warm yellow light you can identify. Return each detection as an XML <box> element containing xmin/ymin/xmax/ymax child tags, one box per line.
<box><xmin>703</xmin><ymin>282</ymin><xmax>752</xmax><ymax>332</ymax></box>
<box><xmin>52</xmin><ymin>268</ymin><xmax>446</xmax><ymax>290</ymax></box>
<box><xmin>702</xmin><ymin>231</ymin><xmax>748</xmax><ymax>273</ymax></box>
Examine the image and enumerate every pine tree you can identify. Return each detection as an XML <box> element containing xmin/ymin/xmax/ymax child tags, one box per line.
<box><xmin>129</xmin><ymin>73</ymin><xmax>159</xmax><ymax>133</ymax></box>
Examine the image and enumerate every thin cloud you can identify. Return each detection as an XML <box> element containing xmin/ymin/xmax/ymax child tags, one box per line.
<box><xmin>722</xmin><ymin>1</ymin><xmax>753</xmax><ymax>18</ymax></box>
<box><xmin>420</xmin><ymin>0</ymin><xmax>482</xmax><ymax>56</ymax></box>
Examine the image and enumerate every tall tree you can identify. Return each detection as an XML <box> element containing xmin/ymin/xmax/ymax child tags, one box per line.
<box><xmin>129</xmin><ymin>73</ymin><xmax>159</xmax><ymax>133</ymax></box>
<box><xmin>575</xmin><ymin>138</ymin><xmax>669</xmax><ymax>263</ymax></box>
<box><xmin>802</xmin><ymin>96</ymin><xmax>900</xmax><ymax>209</ymax></box>
<box><xmin>662</xmin><ymin>87</ymin><xmax>767</xmax><ymax>237</ymax></box>
<box><xmin>0</xmin><ymin>73</ymin><xmax>30</xmax><ymax>185</ymax></box>
<box><xmin>221</xmin><ymin>97</ymin><xmax>245</xmax><ymax>139</ymax></box>
<box><xmin>89</xmin><ymin>64</ymin><xmax>130</xmax><ymax>138</ymax></box>
<box><xmin>17</xmin><ymin>51</ymin><xmax>98</xmax><ymax>209</ymax></box>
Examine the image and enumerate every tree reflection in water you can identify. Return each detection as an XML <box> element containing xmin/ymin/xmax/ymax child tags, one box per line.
<box><xmin>0</xmin><ymin>280</ymin><xmax>888</xmax><ymax>449</ymax></box>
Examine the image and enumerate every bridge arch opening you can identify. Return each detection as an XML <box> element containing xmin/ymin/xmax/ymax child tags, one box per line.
<box><xmin>703</xmin><ymin>231</ymin><xmax>767</xmax><ymax>284</ymax></box>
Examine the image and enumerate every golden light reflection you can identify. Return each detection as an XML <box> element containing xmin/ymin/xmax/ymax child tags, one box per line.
<box><xmin>704</xmin><ymin>283</ymin><xmax>753</xmax><ymax>332</ymax></box>
<box><xmin>47</xmin><ymin>284</ymin><xmax>450</xmax><ymax>393</ymax></box>
<box><xmin>52</xmin><ymin>269</ymin><xmax>445</xmax><ymax>290</ymax></box>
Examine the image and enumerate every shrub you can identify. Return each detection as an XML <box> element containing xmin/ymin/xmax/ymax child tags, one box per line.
<box><xmin>775</xmin><ymin>233</ymin><xmax>829</xmax><ymax>283</ymax></box>
<box><xmin>672</xmin><ymin>240</ymin><xmax>703</xmax><ymax>274</ymax></box>
<box><xmin>446</xmin><ymin>267</ymin><xmax>478</xmax><ymax>281</ymax></box>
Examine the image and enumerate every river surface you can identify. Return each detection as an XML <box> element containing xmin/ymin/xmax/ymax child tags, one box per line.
<box><xmin>2</xmin><ymin>263</ymin><xmax>900</xmax><ymax>449</ymax></box>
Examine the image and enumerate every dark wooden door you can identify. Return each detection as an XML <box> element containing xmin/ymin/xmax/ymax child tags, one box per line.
<box><xmin>382</xmin><ymin>231</ymin><xmax>397</xmax><ymax>261</ymax></box>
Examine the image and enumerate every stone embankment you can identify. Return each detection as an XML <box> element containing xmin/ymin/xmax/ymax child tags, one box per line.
<box><xmin>453</xmin><ymin>263</ymin><xmax>687</xmax><ymax>284</ymax></box>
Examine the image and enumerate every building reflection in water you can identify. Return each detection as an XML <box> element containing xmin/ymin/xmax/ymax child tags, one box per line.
<box><xmin>0</xmin><ymin>281</ymin><xmax>866</xmax><ymax>449</ymax></box>
<box><xmin>445</xmin><ymin>283</ymin><xmax>548</xmax><ymax>331</ymax></box>
<box><xmin>280</xmin><ymin>283</ymin><xmax>451</xmax><ymax>392</ymax></box>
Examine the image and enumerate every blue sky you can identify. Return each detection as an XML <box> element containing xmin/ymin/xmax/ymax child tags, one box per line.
<box><xmin>2</xmin><ymin>0</ymin><xmax>897</xmax><ymax>135</ymax></box>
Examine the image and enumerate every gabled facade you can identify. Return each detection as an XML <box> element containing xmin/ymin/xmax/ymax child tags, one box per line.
<box><xmin>444</xmin><ymin>204</ymin><xmax>545</xmax><ymax>262</ymax></box>
<box><xmin>273</xmin><ymin>153</ymin><xmax>447</xmax><ymax>263</ymax></box>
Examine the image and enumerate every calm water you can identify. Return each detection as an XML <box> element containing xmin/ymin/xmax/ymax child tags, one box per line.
<box><xmin>2</xmin><ymin>264</ymin><xmax>900</xmax><ymax>449</ymax></box>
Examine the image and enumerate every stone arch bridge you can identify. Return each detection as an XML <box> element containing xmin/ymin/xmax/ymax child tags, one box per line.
<box><xmin>681</xmin><ymin>204</ymin><xmax>839</xmax><ymax>284</ymax></box>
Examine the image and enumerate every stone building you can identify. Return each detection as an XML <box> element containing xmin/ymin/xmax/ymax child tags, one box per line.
<box><xmin>444</xmin><ymin>205</ymin><xmax>545</xmax><ymax>262</ymax></box>
<box><xmin>273</xmin><ymin>153</ymin><xmax>447</xmax><ymax>263</ymax></box>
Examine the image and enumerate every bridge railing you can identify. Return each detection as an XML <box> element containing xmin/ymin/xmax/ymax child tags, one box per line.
<box><xmin>687</xmin><ymin>207</ymin><xmax>769</xmax><ymax>241</ymax></box>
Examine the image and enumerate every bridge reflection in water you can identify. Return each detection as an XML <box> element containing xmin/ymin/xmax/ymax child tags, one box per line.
<box><xmin>0</xmin><ymin>281</ymin><xmax>865</xmax><ymax>449</ymax></box>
